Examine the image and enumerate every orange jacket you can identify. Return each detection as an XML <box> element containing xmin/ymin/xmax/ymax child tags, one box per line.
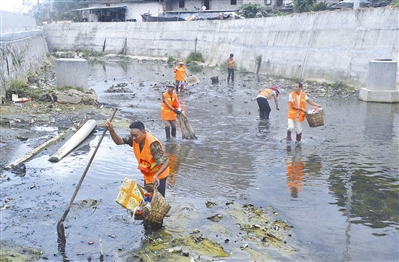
<box><xmin>174</xmin><ymin>65</ymin><xmax>187</xmax><ymax>82</ymax></box>
<box><xmin>259</xmin><ymin>89</ymin><xmax>273</xmax><ymax>100</ymax></box>
<box><xmin>288</xmin><ymin>91</ymin><xmax>307</xmax><ymax>122</ymax></box>
<box><xmin>161</xmin><ymin>92</ymin><xmax>179</xmax><ymax>121</ymax></box>
<box><xmin>133</xmin><ymin>132</ymin><xmax>169</xmax><ymax>184</ymax></box>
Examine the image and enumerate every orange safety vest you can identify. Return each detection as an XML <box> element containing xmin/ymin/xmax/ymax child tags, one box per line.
<box><xmin>287</xmin><ymin>91</ymin><xmax>307</xmax><ymax>122</ymax></box>
<box><xmin>133</xmin><ymin>132</ymin><xmax>169</xmax><ymax>184</ymax></box>
<box><xmin>161</xmin><ymin>92</ymin><xmax>179</xmax><ymax>121</ymax></box>
<box><xmin>227</xmin><ymin>58</ymin><xmax>235</xmax><ymax>69</ymax></box>
<box><xmin>174</xmin><ymin>65</ymin><xmax>186</xmax><ymax>82</ymax></box>
<box><xmin>259</xmin><ymin>89</ymin><xmax>273</xmax><ymax>100</ymax></box>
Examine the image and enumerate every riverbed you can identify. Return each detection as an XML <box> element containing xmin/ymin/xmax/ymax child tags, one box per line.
<box><xmin>1</xmin><ymin>59</ymin><xmax>398</xmax><ymax>261</ymax></box>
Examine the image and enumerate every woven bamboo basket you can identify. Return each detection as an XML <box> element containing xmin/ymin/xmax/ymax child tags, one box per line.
<box><xmin>306</xmin><ymin>110</ymin><xmax>324</xmax><ymax>128</ymax></box>
<box><xmin>143</xmin><ymin>186</ymin><xmax>171</xmax><ymax>225</ymax></box>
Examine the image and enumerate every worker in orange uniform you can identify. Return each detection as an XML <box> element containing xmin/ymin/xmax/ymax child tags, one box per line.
<box><xmin>227</xmin><ymin>53</ymin><xmax>235</xmax><ymax>82</ymax></box>
<box><xmin>105</xmin><ymin>120</ymin><xmax>170</xmax><ymax>198</ymax></box>
<box><xmin>174</xmin><ymin>60</ymin><xmax>188</xmax><ymax>93</ymax></box>
<box><xmin>255</xmin><ymin>85</ymin><xmax>280</xmax><ymax>120</ymax></box>
<box><xmin>287</xmin><ymin>82</ymin><xmax>321</xmax><ymax>142</ymax></box>
<box><xmin>161</xmin><ymin>84</ymin><xmax>181</xmax><ymax>140</ymax></box>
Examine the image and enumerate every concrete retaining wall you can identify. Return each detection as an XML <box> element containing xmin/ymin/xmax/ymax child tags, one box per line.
<box><xmin>43</xmin><ymin>7</ymin><xmax>398</xmax><ymax>89</ymax></box>
<box><xmin>0</xmin><ymin>11</ymin><xmax>48</xmax><ymax>100</ymax></box>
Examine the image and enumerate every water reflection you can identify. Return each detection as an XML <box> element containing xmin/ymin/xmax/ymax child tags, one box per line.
<box><xmin>164</xmin><ymin>144</ymin><xmax>181</xmax><ymax>186</ymax></box>
<box><xmin>285</xmin><ymin>145</ymin><xmax>304</xmax><ymax>198</ymax></box>
<box><xmin>256</xmin><ymin>120</ymin><xmax>270</xmax><ymax>136</ymax></box>
<box><xmin>329</xmin><ymin>168</ymin><xmax>399</xmax><ymax>229</ymax></box>
<box><xmin>363</xmin><ymin>102</ymin><xmax>397</xmax><ymax>142</ymax></box>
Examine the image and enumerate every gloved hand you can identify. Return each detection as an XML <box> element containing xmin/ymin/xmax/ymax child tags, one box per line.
<box><xmin>173</xmin><ymin>109</ymin><xmax>182</xmax><ymax>115</ymax></box>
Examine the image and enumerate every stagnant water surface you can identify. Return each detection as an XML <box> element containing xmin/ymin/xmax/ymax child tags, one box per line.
<box><xmin>1</xmin><ymin>60</ymin><xmax>398</xmax><ymax>261</ymax></box>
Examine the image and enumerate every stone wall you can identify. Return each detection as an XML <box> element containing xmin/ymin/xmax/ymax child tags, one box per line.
<box><xmin>0</xmin><ymin>11</ymin><xmax>48</xmax><ymax>100</ymax></box>
<box><xmin>43</xmin><ymin>7</ymin><xmax>398</xmax><ymax>89</ymax></box>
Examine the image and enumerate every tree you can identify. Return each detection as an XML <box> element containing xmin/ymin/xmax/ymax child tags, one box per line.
<box><xmin>294</xmin><ymin>0</ymin><xmax>316</xmax><ymax>13</ymax></box>
<box><xmin>51</xmin><ymin>0</ymin><xmax>81</xmax><ymax>22</ymax></box>
<box><xmin>239</xmin><ymin>3</ymin><xmax>266</xmax><ymax>18</ymax></box>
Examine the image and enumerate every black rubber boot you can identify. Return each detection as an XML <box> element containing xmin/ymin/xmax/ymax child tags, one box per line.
<box><xmin>286</xmin><ymin>131</ymin><xmax>292</xmax><ymax>141</ymax></box>
<box><xmin>165</xmin><ymin>127</ymin><xmax>171</xmax><ymax>140</ymax></box>
<box><xmin>296</xmin><ymin>133</ymin><xmax>302</xmax><ymax>142</ymax></box>
<box><xmin>171</xmin><ymin>127</ymin><xmax>176</xmax><ymax>138</ymax></box>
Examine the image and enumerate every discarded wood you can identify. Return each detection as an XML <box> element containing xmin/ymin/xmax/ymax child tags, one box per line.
<box><xmin>177</xmin><ymin>112</ymin><xmax>197</xmax><ymax>140</ymax></box>
<box><xmin>6</xmin><ymin>127</ymin><xmax>75</xmax><ymax>169</ymax></box>
<box><xmin>49</xmin><ymin>119</ymin><xmax>97</xmax><ymax>162</ymax></box>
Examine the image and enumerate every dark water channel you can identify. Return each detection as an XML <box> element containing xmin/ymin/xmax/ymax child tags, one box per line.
<box><xmin>1</xmin><ymin>60</ymin><xmax>398</xmax><ymax>261</ymax></box>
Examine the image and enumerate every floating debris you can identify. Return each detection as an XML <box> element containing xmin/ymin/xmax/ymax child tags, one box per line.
<box><xmin>207</xmin><ymin>214</ymin><xmax>223</xmax><ymax>222</ymax></box>
<box><xmin>205</xmin><ymin>200</ymin><xmax>216</xmax><ymax>208</ymax></box>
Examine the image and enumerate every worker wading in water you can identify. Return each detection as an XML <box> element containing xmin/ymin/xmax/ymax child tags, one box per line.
<box><xmin>161</xmin><ymin>84</ymin><xmax>182</xmax><ymax>140</ymax></box>
<box><xmin>174</xmin><ymin>60</ymin><xmax>188</xmax><ymax>93</ymax></box>
<box><xmin>287</xmin><ymin>82</ymin><xmax>322</xmax><ymax>142</ymax></box>
<box><xmin>105</xmin><ymin>120</ymin><xmax>170</xmax><ymax>198</ymax></box>
<box><xmin>255</xmin><ymin>85</ymin><xmax>280</xmax><ymax>120</ymax></box>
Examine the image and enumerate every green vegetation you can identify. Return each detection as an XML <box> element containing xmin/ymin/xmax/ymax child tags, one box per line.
<box><xmin>167</xmin><ymin>56</ymin><xmax>175</xmax><ymax>65</ymax></box>
<box><xmin>331</xmin><ymin>81</ymin><xmax>355</xmax><ymax>92</ymax></box>
<box><xmin>79</xmin><ymin>50</ymin><xmax>105</xmax><ymax>58</ymax></box>
<box><xmin>239</xmin><ymin>3</ymin><xmax>267</xmax><ymax>18</ymax></box>
<box><xmin>312</xmin><ymin>1</ymin><xmax>329</xmax><ymax>11</ymax></box>
<box><xmin>186</xmin><ymin>51</ymin><xmax>204</xmax><ymax>64</ymax></box>
<box><xmin>396</xmin><ymin>0</ymin><xmax>399</xmax><ymax>6</ymax></box>
<box><xmin>35</xmin><ymin>0</ymin><xmax>82</xmax><ymax>24</ymax></box>
<box><xmin>6</xmin><ymin>80</ymin><xmax>84</xmax><ymax>101</ymax></box>
<box><xmin>294</xmin><ymin>0</ymin><xmax>316</xmax><ymax>13</ymax></box>
<box><xmin>7</xmin><ymin>80</ymin><xmax>40</xmax><ymax>100</ymax></box>
<box><xmin>56</xmin><ymin>86</ymin><xmax>85</xmax><ymax>92</ymax></box>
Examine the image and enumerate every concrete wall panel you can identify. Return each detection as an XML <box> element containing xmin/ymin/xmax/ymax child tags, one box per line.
<box><xmin>0</xmin><ymin>11</ymin><xmax>48</xmax><ymax>100</ymax></box>
<box><xmin>43</xmin><ymin>7</ymin><xmax>399</xmax><ymax>89</ymax></box>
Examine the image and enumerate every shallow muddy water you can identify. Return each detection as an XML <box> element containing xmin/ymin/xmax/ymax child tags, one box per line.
<box><xmin>1</xmin><ymin>60</ymin><xmax>398</xmax><ymax>261</ymax></box>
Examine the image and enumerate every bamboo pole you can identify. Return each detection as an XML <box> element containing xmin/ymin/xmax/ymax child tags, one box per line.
<box><xmin>6</xmin><ymin>127</ymin><xmax>75</xmax><ymax>169</ymax></box>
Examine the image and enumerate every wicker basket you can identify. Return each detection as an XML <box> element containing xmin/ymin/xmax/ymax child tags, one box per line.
<box><xmin>306</xmin><ymin>110</ymin><xmax>324</xmax><ymax>128</ymax></box>
<box><xmin>143</xmin><ymin>186</ymin><xmax>171</xmax><ymax>225</ymax></box>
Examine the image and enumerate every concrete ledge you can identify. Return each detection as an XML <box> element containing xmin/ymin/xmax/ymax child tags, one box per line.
<box><xmin>359</xmin><ymin>88</ymin><xmax>399</xmax><ymax>103</ymax></box>
<box><xmin>0</xmin><ymin>30</ymin><xmax>44</xmax><ymax>42</ymax></box>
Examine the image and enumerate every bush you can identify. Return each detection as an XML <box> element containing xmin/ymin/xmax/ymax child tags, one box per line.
<box><xmin>239</xmin><ymin>3</ymin><xmax>266</xmax><ymax>18</ymax></box>
<box><xmin>7</xmin><ymin>80</ymin><xmax>41</xmax><ymax>100</ymax></box>
<box><xmin>80</xmin><ymin>50</ymin><xmax>105</xmax><ymax>58</ymax></box>
<box><xmin>167</xmin><ymin>56</ymin><xmax>175</xmax><ymax>65</ymax></box>
<box><xmin>294</xmin><ymin>0</ymin><xmax>316</xmax><ymax>13</ymax></box>
<box><xmin>186</xmin><ymin>51</ymin><xmax>204</xmax><ymax>63</ymax></box>
<box><xmin>312</xmin><ymin>1</ymin><xmax>329</xmax><ymax>11</ymax></box>
<box><xmin>6</xmin><ymin>81</ymin><xmax>84</xmax><ymax>101</ymax></box>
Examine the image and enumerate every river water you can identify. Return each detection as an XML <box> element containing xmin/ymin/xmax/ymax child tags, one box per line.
<box><xmin>1</xmin><ymin>60</ymin><xmax>398</xmax><ymax>261</ymax></box>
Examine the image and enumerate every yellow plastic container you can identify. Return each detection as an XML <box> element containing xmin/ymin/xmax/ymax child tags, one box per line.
<box><xmin>115</xmin><ymin>177</ymin><xmax>144</xmax><ymax>211</ymax></box>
